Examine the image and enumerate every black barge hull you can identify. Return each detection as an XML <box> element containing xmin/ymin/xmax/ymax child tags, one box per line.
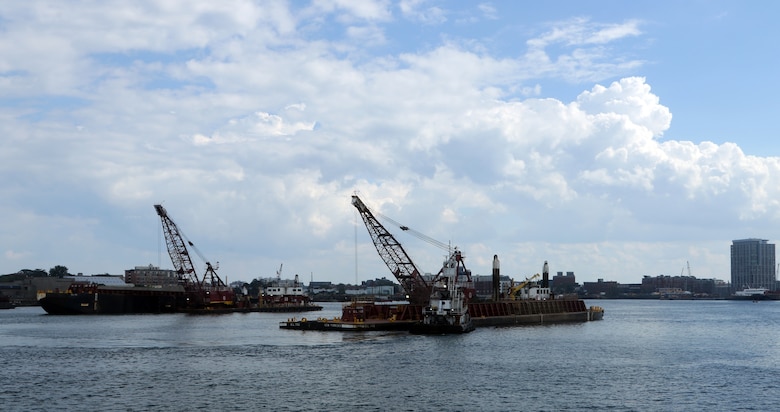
<box><xmin>39</xmin><ymin>287</ymin><xmax>325</xmax><ymax>315</ymax></box>
<box><xmin>39</xmin><ymin>288</ymin><xmax>187</xmax><ymax>315</ymax></box>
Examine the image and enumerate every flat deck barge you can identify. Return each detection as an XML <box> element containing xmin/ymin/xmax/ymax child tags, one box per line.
<box><xmin>279</xmin><ymin>300</ymin><xmax>604</xmax><ymax>331</ymax></box>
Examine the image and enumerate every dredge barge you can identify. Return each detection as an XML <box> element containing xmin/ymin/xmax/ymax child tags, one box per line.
<box><xmin>280</xmin><ymin>299</ymin><xmax>603</xmax><ymax>331</ymax></box>
<box><xmin>40</xmin><ymin>205</ymin><xmax>321</xmax><ymax>315</ymax></box>
<box><xmin>280</xmin><ymin>195</ymin><xmax>603</xmax><ymax>333</ymax></box>
<box><xmin>39</xmin><ymin>281</ymin><xmax>322</xmax><ymax>315</ymax></box>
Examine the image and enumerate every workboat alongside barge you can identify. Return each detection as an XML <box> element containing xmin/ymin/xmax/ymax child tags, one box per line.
<box><xmin>409</xmin><ymin>248</ymin><xmax>475</xmax><ymax>334</ymax></box>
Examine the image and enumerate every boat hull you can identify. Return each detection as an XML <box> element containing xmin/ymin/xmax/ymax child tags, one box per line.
<box><xmin>471</xmin><ymin>310</ymin><xmax>600</xmax><ymax>326</ymax></box>
<box><xmin>0</xmin><ymin>295</ymin><xmax>15</xmax><ymax>309</ymax></box>
<box><xmin>409</xmin><ymin>320</ymin><xmax>475</xmax><ymax>334</ymax></box>
<box><xmin>728</xmin><ymin>294</ymin><xmax>780</xmax><ymax>301</ymax></box>
<box><xmin>280</xmin><ymin>318</ymin><xmax>416</xmax><ymax>331</ymax></box>
<box><xmin>469</xmin><ymin>300</ymin><xmax>605</xmax><ymax>325</ymax></box>
<box><xmin>39</xmin><ymin>287</ymin><xmax>187</xmax><ymax>315</ymax></box>
<box><xmin>39</xmin><ymin>286</ymin><xmax>324</xmax><ymax>315</ymax></box>
<box><xmin>256</xmin><ymin>304</ymin><xmax>323</xmax><ymax>312</ymax></box>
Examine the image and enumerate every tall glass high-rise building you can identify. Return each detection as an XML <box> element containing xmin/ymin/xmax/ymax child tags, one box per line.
<box><xmin>730</xmin><ymin>238</ymin><xmax>776</xmax><ymax>291</ymax></box>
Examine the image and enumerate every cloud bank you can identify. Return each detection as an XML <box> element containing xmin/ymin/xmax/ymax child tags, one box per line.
<box><xmin>1</xmin><ymin>1</ymin><xmax>775</xmax><ymax>283</ymax></box>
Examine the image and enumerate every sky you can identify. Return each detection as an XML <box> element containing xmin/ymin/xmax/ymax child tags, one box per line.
<box><xmin>3</xmin><ymin>0</ymin><xmax>780</xmax><ymax>286</ymax></box>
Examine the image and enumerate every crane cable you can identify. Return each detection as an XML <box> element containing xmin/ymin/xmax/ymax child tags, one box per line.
<box><xmin>364</xmin><ymin>203</ymin><xmax>453</xmax><ymax>252</ymax></box>
<box><xmin>175</xmin><ymin>222</ymin><xmax>216</xmax><ymax>271</ymax></box>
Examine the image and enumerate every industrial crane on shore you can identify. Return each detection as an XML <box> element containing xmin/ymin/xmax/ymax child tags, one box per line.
<box><xmin>154</xmin><ymin>204</ymin><xmax>235</xmax><ymax>308</ymax></box>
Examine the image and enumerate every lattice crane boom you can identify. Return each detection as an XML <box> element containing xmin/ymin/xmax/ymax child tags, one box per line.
<box><xmin>154</xmin><ymin>204</ymin><xmax>198</xmax><ymax>286</ymax></box>
<box><xmin>351</xmin><ymin>195</ymin><xmax>431</xmax><ymax>305</ymax></box>
<box><xmin>154</xmin><ymin>204</ymin><xmax>234</xmax><ymax>309</ymax></box>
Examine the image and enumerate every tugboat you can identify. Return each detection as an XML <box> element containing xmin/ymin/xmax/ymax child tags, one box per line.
<box><xmin>410</xmin><ymin>248</ymin><xmax>475</xmax><ymax>334</ymax></box>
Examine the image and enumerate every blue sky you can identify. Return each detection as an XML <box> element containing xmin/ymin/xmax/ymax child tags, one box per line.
<box><xmin>2</xmin><ymin>0</ymin><xmax>780</xmax><ymax>286</ymax></box>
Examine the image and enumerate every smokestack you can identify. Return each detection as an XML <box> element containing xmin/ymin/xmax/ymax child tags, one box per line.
<box><xmin>542</xmin><ymin>261</ymin><xmax>549</xmax><ymax>288</ymax></box>
<box><xmin>492</xmin><ymin>255</ymin><xmax>500</xmax><ymax>301</ymax></box>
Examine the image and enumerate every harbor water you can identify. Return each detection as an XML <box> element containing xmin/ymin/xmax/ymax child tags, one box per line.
<box><xmin>2</xmin><ymin>299</ymin><xmax>779</xmax><ymax>411</ymax></box>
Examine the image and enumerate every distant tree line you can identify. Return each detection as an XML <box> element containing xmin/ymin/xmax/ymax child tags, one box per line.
<box><xmin>0</xmin><ymin>265</ymin><xmax>72</xmax><ymax>282</ymax></box>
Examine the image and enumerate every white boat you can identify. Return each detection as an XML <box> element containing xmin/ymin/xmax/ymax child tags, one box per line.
<box><xmin>731</xmin><ymin>287</ymin><xmax>780</xmax><ymax>301</ymax></box>
<box><xmin>263</xmin><ymin>274</ymin><xmax>311</xmax><ymax>306</ymax></box>
<box><xmin>261</xmin><ymin>272</ymin><xmax>323</xmax><ymax>312</ymax></box>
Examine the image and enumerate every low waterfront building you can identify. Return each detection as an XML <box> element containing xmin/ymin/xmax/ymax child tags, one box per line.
<box><xmin>66</xmin><ymin>274</ymin><xmax>128</xmax><ymax>286</ymax></box>
<box><xmin>124</xmin><ymin>264</ymin><xmax>179</xmax><ymax>287</ymax></box>
<box><xmin>552</xmin><ymin>272</ymin><xmax>577</xmax><ymax>294</ymax></box>
<box><xmin>582</xmin><ymin>279</ymin><xmax>619</xmax><ymax>297</ymax></box>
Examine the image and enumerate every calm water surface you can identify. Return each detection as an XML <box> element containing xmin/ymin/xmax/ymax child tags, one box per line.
<box><xmin>1</xmin><ymin>300</ymin><xmax>779</xmax><ymax>411</ymax></box>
